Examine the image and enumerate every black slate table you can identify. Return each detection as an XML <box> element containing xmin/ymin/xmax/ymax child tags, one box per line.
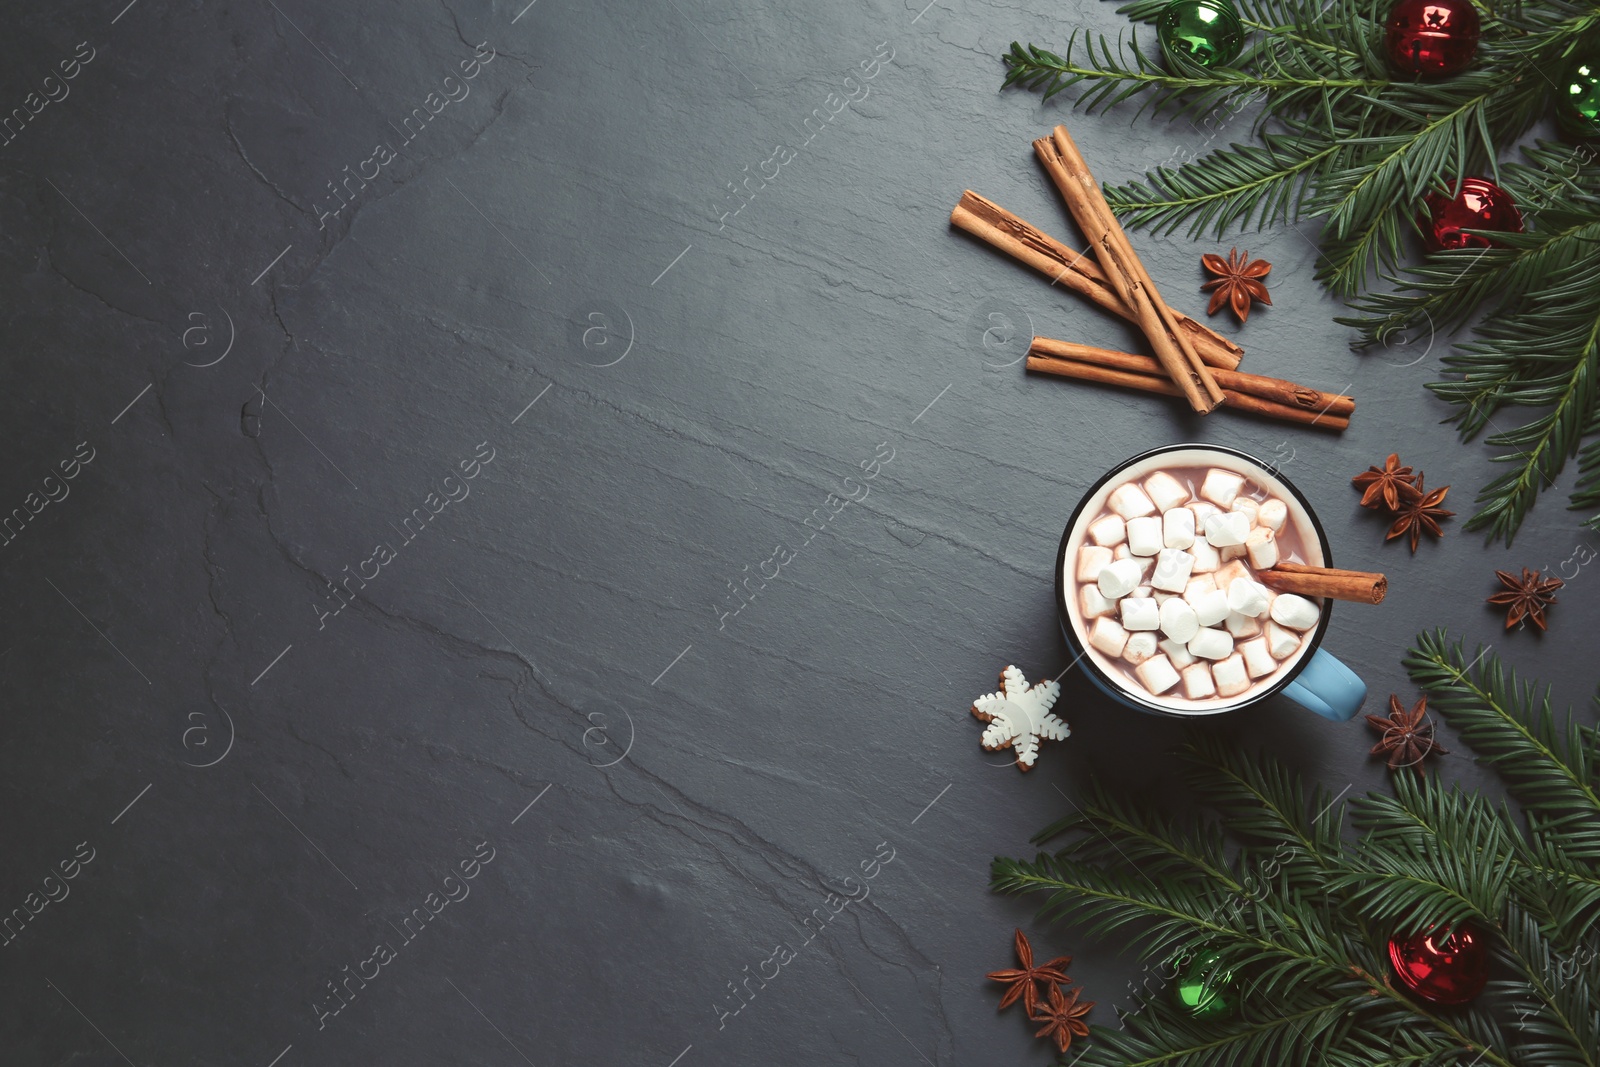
<box><xmin>3</xmin><ymin>1</ymin><xmax>1594</xmax><ymax>1064</ymax></box>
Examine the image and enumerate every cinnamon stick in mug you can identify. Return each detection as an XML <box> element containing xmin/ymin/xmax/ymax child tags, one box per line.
<box><xmin>1261</xmin><ymin>562</ymin><xmax>1387</xmax><ymax>604</ymax></box>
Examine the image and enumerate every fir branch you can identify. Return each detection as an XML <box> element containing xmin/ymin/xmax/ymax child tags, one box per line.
<box><xmin>1180</xmin><ymin>731</ymin><xmax>1346</xmax><ymax>870</ymax></box>
<box><xmin>1033</xmin><ymin>777</ymin><xmax>1241</xmax><ymax>889</ymax></box>
<box><xmin>1071</xmin><ymin>1000</ymin><xmax>1354</xmax><ymax>1067</ymax></box>
<box><xmin>1570</xmin><ymin>408</ymin><xmax>1600</xmax><ymax>530</ymax></box>
<box><xmin>1405</xmin><ymin>631</ymin><xmax>1600</xmax><ymax>822</ymax></box>
<box><xmin>995</xmin><ymin>632</ymin><xmax>1593</xmax><ymax>1066</ymax></box>
<box><xmin>1103</xmin><ymin>133</ymin><xmax>1342</xmax><ymax>237</ymax></box>
<box><xmin>1500</xmin><ymin>904</ymin><xmax>1600</xmax><ymax>1067</ymax></box>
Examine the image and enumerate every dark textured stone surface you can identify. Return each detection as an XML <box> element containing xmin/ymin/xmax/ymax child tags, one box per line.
<box><xmin>1</xmin><ymin>1</ymin><xmax>1595</xmax><ymax>1064</ymax></box>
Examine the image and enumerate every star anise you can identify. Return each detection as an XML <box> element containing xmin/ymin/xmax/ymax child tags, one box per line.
<box><xmin>1201</xmin><ymin>247</ymin><xmax>1272</xmax><ymax>323</ymax></box>
<box><xmin>1030</xmin><ymin>982</ymin><xmax>1094</xmax><ymax>1054</ymax></box>
<box><xmin>1386</xmin><ymin>476</ymin><xmax>1453</xmax><ymax>552</ymax></box>
<box><xmin>987</xmin><ymin>928</ymin><xmax>1072</xmax><ymax>1013</ymax></box>
<box><xmin>1487</xmin><ymin>567</ymin><xmax>1563</xmax><ymax>631</ymax></box>
<box><xmin>1352</xmin><ymin>453</ymin><xmax>1422</xmax><ymax>511</ymax></box>
<box><xmin>1366</xmin><ymin>694</ymin><xmax>1448</xmax><ymax>772</ymax></box>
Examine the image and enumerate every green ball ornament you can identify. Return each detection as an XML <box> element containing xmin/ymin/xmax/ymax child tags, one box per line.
<box><xmin>1555</xmin><ymin>54</ymin><xmax>1600</xmax><ymax>141</ymax></box>
<box><xmin>1157</xmin><ymin>0</ymin><xmax>1245</xmax><ymax>69</ymax></box>
<box><xmin>1175</xmin><ymin>951</ymin><xmax>1239</xmax><ymax>1020</ymax></box>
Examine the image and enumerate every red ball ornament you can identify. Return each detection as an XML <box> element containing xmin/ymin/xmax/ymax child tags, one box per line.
<box><xmin>1423</xmin><ymin>177</ymin><xmax>1524</xmax><ymax>252</ymax></box>
<box><xmin>1388</xmin><ymin>924</ymin><xmax>1489</xmax><ymax>1005</ymax></box>
<box><xmin>1386</xmin><ymin>0</ymin><xmax>1481</xmax><ymax>78</ymax></box>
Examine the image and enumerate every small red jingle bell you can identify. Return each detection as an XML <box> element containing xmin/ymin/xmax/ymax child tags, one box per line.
<box><xmin>1422</xmin><ymin>177</ymin><xmax>1524</xmax><ymax>253</ymax></box>
<box><xmin>1385</xmin><ymin>0</ymin><xmax>1480</xmax><ymax>78</ymax></box>
<box><xmin>1388</xmin><ymin>923</ymin><xmax>1489</xmax><ymax>1005</ymax></box>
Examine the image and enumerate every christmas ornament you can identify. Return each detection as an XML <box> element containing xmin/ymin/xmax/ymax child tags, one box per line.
<box><xmin>1366</xmin><ymin>695</ymin><xmax>1448</xmax><ymax>772</ymax></box>
<box><xmin>1156</xmin><ymin>0</ymin><xmax>1244</xmax><ymax>70</ymax></box>
<box><xmin>1386</xmin><ymin>476</ymin><xmax>1453</xmax><ymax>552</ymax></box>
<box><xmin>1031</xmin><ymin>983</ymin><xmax>1094</xmax><ymax>1053</ymax></box>
<box><xmin>1200</xmin><ymin>248</ymin><xmax>1272</xmax><ymax>322</ymax></box>
<box><xmin>1351</xmin><ymin>453</ymin><xmax>1421</xmax><ymax>511</ymax></box>
<box><xmin>1422</xmin><ymin>177</ymin><xmax>1524</xmax><ymax>252</ymax></box>
<box><xmin>987</xmin><ymin>929</ymin><xmax>1072</xmax><ymax>1014</ymax></box>
<box><xmin>1554</xmin><ymin>54</ymin><xmax>1600</xmax><ymax>141</ymax></box>
<box><xmin>1388</xmin><ymin>923</ymin><xmax>1489</xmax><ymax>1005</ymax></box>
<box><xmin>1384</xmin><ymin>0</ymin><xmax>1481</xmax><ymax>78</ymax></box>
<box><xmin>1175</xmin><ymin>951</ymin><xmax>1239</xmax><ymax>1020</ymax></box>
<box><xmin>971</xmin><ymin>665</ymin><xmax>1069</xmax><ymax>771</ymax></box>
<box><xmin>1488</xmin><ymin>567</ymin><xmax>1563</xmax><ymax>631</ymax></box>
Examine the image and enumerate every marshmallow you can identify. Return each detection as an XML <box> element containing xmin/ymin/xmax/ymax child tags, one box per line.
<box><xmin>1144</xmin><ymin>471</ymin><xmax>1191</xmax><ymax>513</ymax></box>
<box><xmin>1114</xmin><ymin>544</ymin><xmax>1131</xmax><ymax>560</ymax></box>
<box><xmin>1079</xmin><ymin>584</ymin><xmax>1116</xmax><ymax>619</ymax></box>
<box><xmin>1132</xmin><ymin>585</ymin><xmax>1154</xmax><ymax>599</ymax></box>
<box><xmin>1227</xmin><ymin>577</ymin><xmax>1271</xmax><ymax>618</ymax></box>
<box><xmin>1184</xmin><ymin>574</ymin><xmax>1217</xmax><ymax>601</ymax></box>
<box><xmin>1213</xmin><ymin>654</ymin><xmax>1251</xmax><ymax>697</ymax></box>
<box><xmin>1088</xmin><ymin>513</ymin><xmax>1127</xmax><ymax>547</ymax></box>
<box><xmin>1123</xmin><ymin>631</ymin><xmax>1159</xmax><ymax>664</ymax></box>
<box><xmin>1135</xmin><ymin>654</ymin><xmax>1181</xmax><ymax>695</ymax></box>
<box><xmin>1187</xmin><ymin>627</ymin><xmax>1234</xmax><ymax>661</ymax></box>
<box><xmin>1230</xmin><ymin>497</ymin><xmax>1259</xmax><ymax>525</ymax></box>
<box><xmin>1077</xmin><ymin>545</ymin><xmax>1113</xmax><ymax>582</ymax></box>
<box><xmin>1108</xmin><ymin>483</ymin><xmax>1157</xmax><ymax>520</ymax></box>
<box><xmin>1159</xmin><ymin>597</ymin><xmax>1200</xmax><ymax>643</ymax></box>
<box><xmin>1151</xmin><ymin>548</ymin><xmax>1197</xmax><ymax>593</ymax></box>
<box><xmin>1220</xmin><ymin>542</ymin><xmax>1248</xmax><ymax>561</ymax></box>
<box><xmin>1269</xmin><ymin>593</ymin><xmax>1320</xmax><ymax>631</ymax></box>
<box><xmin>1089</xmin><ymin>616</ymin><xmax>1129</xmax><ymax>657</ymax></box>
<box><xmin>1181</xmin><ymin>663</ymin><xmax>1217</xmax><ymax>699</ymax></box>
<box><xmin>1120</xmin><ymin>597</ymin><xmax>1160</xmax><ymax>631</ymax></box>
<box><xmin>1245</xmin><ymin>527</ymin><xmax>1279</xmax><ymax>571</ymax></box>
<box><xmin>1200</xmin><ymin>469</ymin><xmax>1246</xmax><ymax>508</ymax></box>
<box><xmin>1214</xmin><ymin>559</ymin><xmax>1252</xmax><ymax>592</ymax></box>
<box><xmin>1257</xmin><ymin>498</ymin><xmax>1288</xmax><ymax>533</ymax></box>
<box><xmin>1188</xmin><ymin>500</ymin><xmax>1221</xmax><ymax>526</ymax></box>
<box><xmin>1153</xmin><ymin>591</ymin><xmax>1175</xmax><ymax>605</ymax></box>
<box><xmin>1097</xmin><ymin>558</ymin><xmax>1142</xmax><ymax>599</ymax></box>
<box><xmin>1240</xmin><ymin>637</ymin><xmax>1276</xmax><ymax>678</ymax></box>
<box><xmin>1163</xmin><ymin>506</ymin><xmax>1196</xmax><ymax>550</ymax></box>
<box><xmin>1189</xmin><ymin>538</ymin><xmax>1221</xmax><ymax>573</ymax></box>
<box><xmin>1126</xmin><ymin>516</ymin><xmax>1164</xmax><ymax>557</ymax></box>
<box><xmin>1204</xmin><ymin>511</ymin><xmax>1252</xmax><ymax>547</ymax></box>
<box><xmin>1265</xmin><ymin>621</ymin><xmax>1301</xmax><ymax>660</ymax></box>
<box><xmin>1224</xmin><ymin>611</ymin><xmax>1262</xmax><ymax>639</ymax></box>
<box><xmin>1192</xmin><ymin>589</ymin><xmax>1230</xmax><ymax>627</ymax></box>
<box><xmin>1160</xmin><ymin>637</ymin><xmax>1196</xmax><ymax>669</ymax></box>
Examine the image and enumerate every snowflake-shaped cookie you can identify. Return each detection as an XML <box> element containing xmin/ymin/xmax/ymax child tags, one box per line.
<box><xmin>972</xmin><ymin>666</ymin><xmax>1069</xmax><ymax>772</ymax></box>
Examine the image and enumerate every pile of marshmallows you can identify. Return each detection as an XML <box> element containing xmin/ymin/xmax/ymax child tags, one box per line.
<box><xmin>1076</xmin><ymin>468</ymin><xmax>1321</xmax><ymax>701</ymax></box>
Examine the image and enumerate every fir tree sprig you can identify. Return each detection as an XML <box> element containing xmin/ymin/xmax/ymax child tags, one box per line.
<box><xmin>993</xmin><ymin>633</ymin><xmax>1600</xmax><ymax>1066</ymax></box>
<box><xmin>1002</xmin><ymin>0</ymin><xmax>1600</xmax><ymax>541</ymax></box>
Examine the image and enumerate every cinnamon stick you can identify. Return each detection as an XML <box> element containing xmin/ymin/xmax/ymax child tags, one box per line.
<box><xmin>1025</xmin><ymin>353</ymin><xmax>1350</xmax><ymax>431</ymax></box>
<box><xmin>949</xmin><ymin>191</ymin><xmax>1243</xmax><ymax>371</ymax></box>
<box><xmin>1036</xmin><ymin>129</ymin><xmax>1225</xmax><ymax>414</ymax></box>
<box><xmin>1030</xmin><ymin>338</ymin><xmax>1355</xmax><ymax>419</ymax></box>
<box><xmin>1261</xmin><ymin>562</ymin><xmax>1387</xmax><ymax>604</ymax></box>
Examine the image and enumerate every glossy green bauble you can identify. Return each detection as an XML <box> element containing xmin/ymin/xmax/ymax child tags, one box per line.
<box><xmin>1555</xmin><ymin>53</ymin><xmax>1600</xmax><ymax>141</ymax></box>
<box><xmin>1175</xmin><ymin>951</ymin><xmax>1240</xmax><ymax>1020</ymax></box>
<box><xmin>1157</xmin><ymin>0</ymin><xmax>1245</xmax><ymax>69</ymax></box>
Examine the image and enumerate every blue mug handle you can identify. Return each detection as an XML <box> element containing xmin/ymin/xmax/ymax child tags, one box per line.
<box><xmin>1282</xmin><ymin>648</ymin><xmax>1367</xmax><ymax>721</ymax></box>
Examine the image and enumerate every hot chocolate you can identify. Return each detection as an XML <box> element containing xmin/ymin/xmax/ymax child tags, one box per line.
<box><xmin>1064</xmin><ymin>459</ymin><xmax>1325</xmax><ymax>711</ymax></box>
